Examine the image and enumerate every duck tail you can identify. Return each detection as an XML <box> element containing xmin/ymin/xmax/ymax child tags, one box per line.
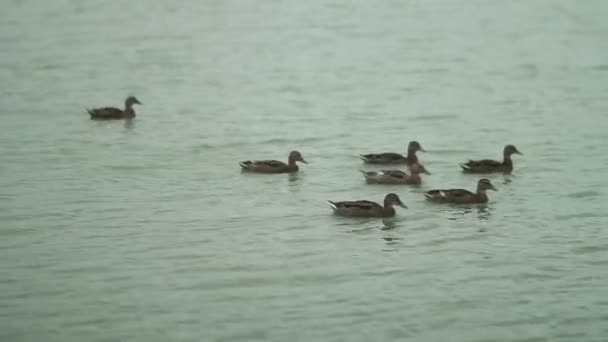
<box><xmin>86</xmin><ymin>108</ymin><xmax>95</xmax><ymax>117</ymax></box>
<box><xmin>425</xmin><ymin>190</ymin><xmax>445</xmax><ymax>200</ymax></box>
<box><xmin>327</xmin><ymin>201</ymin><xmax>338</xmax><ymax>211</ymax></box>
<box><xmin>359</xmin><ymin>169</ymin><xmax>369</xmax><ymax>176</ymax></box>
<box><xmin>459</xmin><ymin>163</ymin><xmax>471</xmax><ymax>172</ymax></box>
<box><xmin>239</xmin><ymin>161</ymin><xmax>250</xmax><ymax>169</ymax></box>
<box><xmin>360</xmin><ymin>155</ymin><xmax>369</xmax><ymax>162</ymax></box>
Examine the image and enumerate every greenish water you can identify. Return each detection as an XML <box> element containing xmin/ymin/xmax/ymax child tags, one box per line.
<box><xmin>2</xmin><ymin>1</ymin><xmax>608</xmax><ymax>341</ymax></box>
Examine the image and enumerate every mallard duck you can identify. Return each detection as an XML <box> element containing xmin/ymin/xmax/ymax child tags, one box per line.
<box><xmin>328</xmin><ymin>193</ymin><xmax>407</xmax><ymax>218</ymax></box>
<box><xmin>360</xmin><ymin>163</ymin><xmax>431</xmax><ymax>185</ymax></box>
<box><xmin>361</xmin><ymin>141</ymin><xmax>425</xmax><ymax>165</ymax></box>
<box><xmin>87</xmin><ymin>96</ymin><xmax>142</xmax><ymax>120</ymax></box>
<box><xmin>425</xmin><ymin>178</ymin><xmax>497</xmax><ymax>204</ymax></box>
<box><xmin>239</xmin><ymin>150</ymin><xmax>307</xmax><ymax>173</ymax></box>
<box><xmin>460</xmin><ymin>145</ymin><xmax>523</xmax><ymax>173</ymax></box>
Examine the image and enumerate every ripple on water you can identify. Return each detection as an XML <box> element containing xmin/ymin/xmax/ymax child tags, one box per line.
<box><xmin>3</xmin><ymin>0</ymin><xmax>608</xmax><ymax>341</ymax></box>
<box><xmin>565</xmin><ymin>190</ymin><xmax>601</xmax><ymax>199</ymax></box>
<box><xmin>407</xmin><ymin>113</ymin><xmax>461</xmax><ymax>122</ymax></box>
<box><xmin>570</xmin><ymin>244</ymin><xmax>608</xmax><ymax>255</ymax></box>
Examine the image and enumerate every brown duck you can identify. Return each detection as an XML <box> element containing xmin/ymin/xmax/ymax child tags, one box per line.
<box><xmin>425</xmin><ymin>178</ymin><xmax>497</xmax><ymax>204</ymax></box>
<box><xmin>360</xmin><ymin>163</ymin><xmax>431</xmax><ymax>185</ymax></box>
<box><xmin>328</xmin><ymin>193</ymin><xmax>407</xmax><ymax>218</ymax></box>
<box><xmin>460</xmin><ymin>145</ymin><xmax>523</xmax><ymax>173</ymax></box>
<box><xmin>239</xmin><ymin>151</ymin><xmax>307</xmax><ymax>173</ymax></box>
<box><xmin>361</xmin><ymin>141</ymin><xmax>425</xmax><ymax>165</ymax></box>
<box><xmin>87</xmin><ymin>96</ymin><xmax>142</xmax><ymax>120</ymax></box>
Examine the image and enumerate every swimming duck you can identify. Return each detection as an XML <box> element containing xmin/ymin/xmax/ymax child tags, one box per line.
<box><xmin>87</xmin><ymin>96</ymin><xmax>142</xmax><ymax>120</ymax></box>
<box><xmin>360</xmin><ymin>163</ymin><xmax>431</xmax><ymax>185</ymax></box>
<box><xmin>361</xmin><ymin>141</ymin><xmax>425</xmax><ymax>165</ymax></box>
<box><xmin>425</xmin><ymin>178</ymin><xmax>497</xmax><ymax>204</ymax></box>
<box><xmin>328</xmin><ymin>193</ymin><xmax>407</xmax><ymax>218</ymax></box>
<box><xmin>460</xmin><ymin>145</ymin><xmax>523</xmax><ymax>173</ymax></box>
<box><xmin>239</xmin><ymin>151</ymin><xmax>307</xmax><ymax>173</ymax></box>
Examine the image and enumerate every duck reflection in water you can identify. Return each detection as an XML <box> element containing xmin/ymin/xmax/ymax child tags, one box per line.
<box><xmin>287</xmin><ymin>172</ymin><xmax>303</xmax><ymax>192</ymax></box>
<box><xmin>124</xmin><ymin>119</ymin><xmax>135</xmax><ymax>130</ymax></box>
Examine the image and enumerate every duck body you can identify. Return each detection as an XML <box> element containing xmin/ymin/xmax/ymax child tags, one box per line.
<box><xmin>362</xmin><ymin>170</ymin><xmax>415</xmax><ymax>184</ymax></box>
<box><xmin>88</xmin><ymin>107</ymin><xmax>136</xmax><ymax>120</ymax></box>
<box><xmin>328</xmin><ymin>193</ymin><xmax>406</xmax><ymax>218</ymax></box>
<box><xmin>239</xmin><ymin>160</ymin><xmax>298</xmax><ymax>173</ymax></box>
<box><xmin>460</xmin><ymin>145</ymin><xmax>522</xmax><ymax>174</ymax></box>
<box><xmin>425</xmin><ymin>179</ymin><xmax>497</xmax><ymax>204</ymax></box>
<box><xmin>328</xmin><ymin>200</ymin><xmax>395</xmax><ymax>217</ymax></box>
<box><xmin>240</xmin><ymin>151</ymin><xmax>307</xmax><ymax>174</ymax></box>
<box><xmin>87</xmin><ymin>96</ymin><xmax>142</xmax><ymax>120</ymax></box>
<box><xmin>425</xmin><ymin>188</ymin><xmax>488</xmax><ymax>204</ymax></box>
<box><xmin>361</xmin><ymin>141</ymin><xmax>424</xmax><ymax>165</ymax></box>
<box><xmin>460</xmin><ymin>158</ymin><xmax>513</xmax><ymax>173</ymax></box>
<box><xmin>361</xmin><ymin>163</ymin><xmax>430</xmax><ymax>185</ymax></box>
<box><xmin>361</xmin><ymin>152</ymin><xmax>414</xmax><ymax>165</ymax></box>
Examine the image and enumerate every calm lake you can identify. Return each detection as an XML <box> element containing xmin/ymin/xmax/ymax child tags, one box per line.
<box><xmin>1</xmin><ymin>0</ymin><xmax>608</xmax><ymax>341</ymax></box>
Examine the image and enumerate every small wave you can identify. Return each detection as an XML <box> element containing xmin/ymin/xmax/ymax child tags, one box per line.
<box><xmin>554</xmin><ymin>212</ymin><xmax>606</xmax><ymax>220</ymax></box>
<box><xmin>590</xmin><ymin>64</ymin><xmax>608</xmax><ymax>71</ymax></box>
<box><xmin>407</xmin><ymin>113</ymin><xmax>460</xmax><ymax>122</ymax></box>
<box><xmin>566</xmin><ymin>191</ymin><xmax>601</xmax><ymax>199</ymax></box>
<box><xmin>191</xmin><ymin>141</ymin><xmax>248</xmax><ymax>151</ymax></box>
<box><xmin>404</xmin><ymin>67</ymin><xmax>450</xmax><ymax>74</ymax></box>
<box><xmin>571</xmin><ymin>244</ymin><xmax>608</xmax><ymax>255</ymax></box>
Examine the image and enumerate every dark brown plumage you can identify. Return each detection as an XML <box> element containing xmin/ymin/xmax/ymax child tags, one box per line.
<box><xmin>328</xmin><ymin>193</ymin><xmax>407</xmax><ymax>218</ymax></box>
<box><xmin>239</xmin><ymin>151</ymin><xmax>307</xmax><ymax>173</ymax></box>
<box><xmin>425</xmin><ymin>179</ymin><xmax>497</xmax><ymax>204</ymax></box>
<box><xmin>87</xmin><ymin>96</ymin><xmax>142</xmax><ymax>120</ymax></box>
<box><xmin>460</xmin><ymin>145</ymin><xmax>523</xmax><ymax>173</ymax></box>
<box><xmin>361</xmin><ymin>163</ymin><xmax>431</xmax><ymax>185</ymax></box>
<box><xmin>361</xmin><ymin>141</ymin><xmax>425</xmax><ymax>165</ymax></box>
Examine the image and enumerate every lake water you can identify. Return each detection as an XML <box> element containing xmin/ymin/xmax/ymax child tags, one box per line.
<box><xmin>1</xmin><ymin>1</ymin><xmax>608</xmax><ymax>341</ymax></box>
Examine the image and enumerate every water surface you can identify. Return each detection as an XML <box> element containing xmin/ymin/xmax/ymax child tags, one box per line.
<box><xmin>1</xmin><ymin>1</ymin><xmax>608</xmax><ymax>341</ymax></box>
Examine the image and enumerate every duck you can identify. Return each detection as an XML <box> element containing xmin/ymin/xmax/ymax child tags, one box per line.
<box><xmin>460</xmin><ymin>144</ymin><xmax>523</xmax><ymax>173</ymax></box>
<box><xmin>360</xmin><ymin>163</ymin><xmax>431</xmax><ymax>185</ymax></box>
<box><xmin>328</xmin><ymin>193</ymin><xmax>407</xmax><ymax>218</ymax></box>
<box><xmin>425</xmin><ymin>178</ymin><xmax>497</xmax><ymax>204</ymax></box>
<box><xmin>361</xmin><ymin>141</ymin><xmax>425</xmax><ymax>165</ymax></box>
<box><xmin>87</xmin><ymin>96</ymin><xmax>142</xmax><ymax>120</ymax></box>
<box><xmin>239</xmin><ymin>151</ymin><xmax>307</xmax><ymax>173</ymax></box>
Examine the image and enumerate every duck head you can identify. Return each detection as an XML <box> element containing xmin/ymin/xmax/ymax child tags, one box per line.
<box><xmin>125</xmin><ymin>96</ymin><xmax>143</xmax><ymax>107</ymax></box>
<box><xmin>384</xmin><ymin>193</ymin><xmax>407</xmax><ymax>208</ymax></box>
<box><xmin>504</xmin><ymin>144</ymin><xmax>522</xmax><ymax>157</ymax></box>
<box><xmin>478</xmin><ymin>178</ymin><xmax>497</xmax><ymax>192</ymax></box>
<box><xmin>288</xmin><ymin>151</ymin><xmax>308</xmax><ymax>164</ymax></box>
<box><xmin>408</xmin><ymin>141</ymin><xmax>425</xmax><ymax>153</ymax></box>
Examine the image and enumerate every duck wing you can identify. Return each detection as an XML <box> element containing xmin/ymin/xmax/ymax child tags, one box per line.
<box><xmin>361</xmin><ymin>152</ymin><xmax>406</xmax><ymax>164</ymax></box>
<box><xmin>425</xmin><ymin>188</ymin><xmax>474</xmax><ymax>201</ymax></box>
<box><xmin>87</xmin><ymin>107</ymin><xmax>125</xmax><ymax>119</ymax></box>
<box><xmin>384</xmin><ymin>170</ymin><xmax>408</xmax><ymax>178</ymax></box>
<box><xmin>239</xmin><ymin>159</ymin><xmax>288</xmax><ymax>172</ymax></box>
<box><xmin>361</xmin><ymin>169</ymin><xmax>407</xmax><ymax>178</ymax></box>
<box><xmin>460</xmin><ymin>159</ymin><xmax>502</xmax><ymax>173</ymax></box>
<box><xmin>443</xmin><ymin>189</ymin><xmax>476</xmax><ymax>198</ymax></box>
<box><xmin>328</xmin><ymin>200</ymin><xmax>382</xmax><ymax>211</ymax></box>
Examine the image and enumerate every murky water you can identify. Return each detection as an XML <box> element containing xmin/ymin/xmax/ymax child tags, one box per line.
<box><xmin>2</xmin><ymin>1</ymin><xmax>608</xmax><ymax>341</ymax></box>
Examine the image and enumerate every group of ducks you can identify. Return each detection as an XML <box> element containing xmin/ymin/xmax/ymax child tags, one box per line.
<box><xmin>86</xmin><ymin>96</ymin><xmax>523</xmax><ymax>218</ymax></box>
<box><xmin>238</xmin><ymin>142</ymin><xmax>523</xmax><ymax>218</ymax></box>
